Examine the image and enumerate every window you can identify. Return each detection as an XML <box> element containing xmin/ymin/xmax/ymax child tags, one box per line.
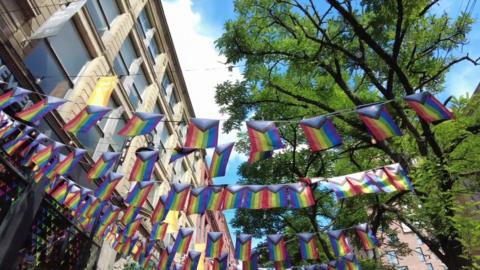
<box><xmin>426</xmin><ymin>264</ymin><xmax>434</xmax><ymax>270</ymax></box>
<box><xmin>161</xmin><ymin>73</ymin><xmax>171</xmax><ymax>96</ymax></box>
<box><xmin>416</xmin><ymin>247</ymin><xmax>426</xmax><ymax>262</ymax></box>
<box><xmin>168</xmin><ymin>91</ymin><xmax>178</xmax><ymax>113</ymax></box>
<box><xmin>387</xmin><ymin>251</ymin><xmax>399</xmax><ymax>265</ymax></box>
<box><xmin>24</xmin><ymin>20</ymin><xmax>91</xmax><ymax>97</ymax></box>
<box><xmin>153</xmin><ymin>102</ymin><xmax>167</xmax><ymax>153</ymax></box>
<box><xmin>136</xmin><ymin>9</ymin><xmax>161</xmax><ymax>64</ymax></box>
<box><xmin>86</xmin><ymin>0</ymin><xmax>120</xmax><ymax>36</ymax></box>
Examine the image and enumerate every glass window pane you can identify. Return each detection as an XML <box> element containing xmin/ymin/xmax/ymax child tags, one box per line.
<box><xmin>119</xmin><ymin>37</ymin><xmax>138</xmax><ymax>68</ymax></box>
<box><xmin>111</xmin><ymin>118</ymin><xmax>126</xmax><ymax>152</ymax></box>
<box><xmin>100</xmin><ymin>0</ymin><xmax>120</xmax><ymax>25</ymax></box>
<box><xmin>78</xmin><ymin>126</ymin><xmax>103</xmax><ymax>155</ymax></box>
<box><xmin>133</xmin><ymin>67</ymin><xmax>148</xmax><ymax>96</ymax></box>
<box><xmin>169</xmin><ymin>91</ymin><xmax>177</xmax><ymax>112</ymax></box>
<box><xmin>86</xmin><ymin>0</ymin><xmax>108</xmax><ymax>35</ymax></box>
<box><xmin>161</xmin><ymin>73</ymin><xmax>170</xmax><ymax>95</ymax></box>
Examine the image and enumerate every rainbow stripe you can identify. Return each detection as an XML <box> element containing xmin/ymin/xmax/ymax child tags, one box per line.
<box><xmin>206</xmin><ymin>186</ymin><xmax>225</xmax><ymax>211</ymax></box>
<box><xmin>345</xmin><ymin>176</ymin><xmax>380</xmax><ymax>196</ymax></box>
<box><xmin>267</xmin><ymin>234</ymin><xmax>289</xmax><ymax>261</ymax></box>
<box><xmin>325</xmin><ymin>179</ymin><xmax>354</xmax><ymax>199</ymax></box>
<box><xmin>182</xmin><ymin>251</ymin><xmax>201</xmax><ymax>270</ymax></box>
<box><xmin>169</xmin><ymin>147</ymin><xmax>197</xmax><ymax>163</ymax></box>
<box><xmin>355</xmin><ymin>223</ymin><xmax>379</xmax><ymax>250</ymax></box>
<box><xmin>3</xmin><ymin>129</ymin><xmax>31</xmax><ymax>155</ymax></box>
<box><xmin>54</xmin><ymin>148</ymin><xmax>86</xmax><ymax>177</ymax></box>
<box><xmin>364</xmin><ymin>172</ymin><xmax>397</xmax><ymax>193</ymax></box>
<box><xmin>0</xmin><ymin>121</ymin><xmax>18</xmax><ymax>139</ymax></box>
<box><xmin>49</xmin><ymin>179</ymin><xmax>68</xmax><ymax>204</ymax></box>
<box><xmin>15</xmin><ymin>96</ymin><xmax>66</xmax><ymax>123</ymax></box>
<box><xmin>339</xmin><ymin>253</ymin><xmax>361</xmax><ymax>270</ymax></box>
<box><xmin>151</xmin><ymin>195</ymin><xmax>168</xmax><ymax>224</ymax></box>
<box><xmin>63</xmin><ymin>185</ymin><xmax>82</xmax><ymax>210</ymax></box>
<box><xmin>73</xmin><ymin>194</ymin><xmax>95</xmax><ymax>218</ymax></box>
<box><xmin>79</xmin><ymin>216</ymin><xmax>95</xmax><ymax>232</ymax></box>
<box><xmin>118</xmin><ymin>112</ymin><xmax>163</xmax><ymax>136</ymax></box>
<box><xmin>96</xmin><ymin>206</ymin><xmax>120</xmax><ymax>238</ymax></box>
<box><xmin>212</xmin><ymin>252</ymin><xmax>229</xmax><ymax>270</ymax></box>
<box><xmin>300</xmin><ymin>116</ymin><xmax>342</xmax><ymax>152</ymax></box>
<box><xmin>242</xmin><ymin>251</ymin><xmax>258</xmax><ymax>270</ymax></box>
<box><xmin>121</xmin><ymin>205</ymin><xmax>141</xmax><ymax>225</ymax></box>
<box><xmin>125</xmin><ymin>181</ymin><xmax>155</xmax><ymax>207</ymax></box>
<box><xmin>87</xmin><ymin>152</ymin><xmax>121</xmax><ymax>180</ymax></box>
<box><xmin>327</xmin><ymin>230</ymin><xmax>351</xmax><ymax>257</ymax></box>
<box><xmin>132</xmin><ymin>240</ymin><xmax>143</xmax><ymax>262</ymax></box>
<box><xmin>243</xmin><ymin>185</ymin><xmax>288</xmax><ymax>209</ymax></box>
<box><xmin>94</xmin><ymin>172</ymin><xmax>123</xmax><ymax>201</ymax></box>
<box><xmin>298</xmin><ymin>233</ymin><xmax>320</xmax><ymax>260</ymax></box>
<box><xmin>206</xmin><ymin>232</ymin><xmax>224</xmax><ymax>258</ymax></box>
<box><xmin>405</xmin><ymin>92</ymin><xmax>454</xmax><ymax>123</ymax></box>
<box><xmin>209</xmin><ymin>142</ymin><xmax>234</xmax><ymax>178</ymax></box>
<box><xmin>235</xmin><ymin>234</ymin><xmax>252</xmax><ymax>261</ymax></box>
<box><xmin>150</xmin><ymin>222</ymin><xmax>168</xmax><ymax>240</ymax></box>
<box><xmin>184</xmin><ymin>118</ymin><xmax>219</xmax><ymax>148</ymax></box>
<box><xmin>383</xmin><ymin>164</ymin><xmax>413</xmax><ymax>191</ymax></box>
<box><xmin>273</xmin><ymin>260</ymin><xmax>291</xmax><ymax>270</ymax></box>
<box><xmin>165</xmin><ymin>183</ymin><xmax>190</xmax><ymax>211</ymax></box>
<box><xmin>287</xmin><ymin>183</ymin><xmax>315</xmax><ymax>208</ymax></box>
<box><xmin>0</xmin><ymin>86</ymin><xmax>31</xmax><ymax>110</ymax></box>
<box><xmin>129</xmin><ymin>151</ymin><xmax>158</xmax><ymax>181</ymax></box>
<box><xmin>357</xmin><ymin>104</ymin><xmax>402</xmax><ymax>141</ymax></box>
<box><xmin>65</xmin><ymin>105</ymin><xmax>111</xmax><ymax>133</ymax></box>
<box><xmin>31</xmin><ymin>144</ymin><xmax>54</xmax><ymax>169</ymax></box>
<box><xmin>85</xmin><ymin>198</ymin><xmax>106</xmax><ymax>218</ymax></box>
<box><xmin>158</xmin><ymin>246</ymin><xmax>174</xmax><ymax>270</ymax></box>
<box><xmin>246</xmin><ymin>121</ymin><xmax>284</xmax><ymax>152</ymax></box>
<box><xmin>248</xmin><ymin>150</ymin><xmax>273</xmax><ymax>164</ymax></box>
<box><xmin>172</xmin><ymin>228</ymin><xmax>194</xmax><ymax>255</ymax></box>
<box><xmin>123</xmin><ymin>217</ymin><xmax>142</xmax><ymax>237</ymax></box>
<box><xmin>139</xmin><ymin>240</ymin><xmax>156</xmax><ymax>267</ymax></box>
<box><xmin>223</xmin><ymin>185</ymin><xmax>245</xmax><ymax>209</ymax></box>
<box><xmin>19</xmin><ymin>133</ymin><xmax>47</xmax><ymax>159</ymax></box>
<box><xmin>186</xmin><ymin>187</ymin><xmax>209</xmax><ymax>214</ymax></box>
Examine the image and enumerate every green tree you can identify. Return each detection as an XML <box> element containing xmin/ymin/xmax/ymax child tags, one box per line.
<box><xmin>214</xmin><ymin>0</ymin><xmax>480</xmax><ymax>268</ymax></box>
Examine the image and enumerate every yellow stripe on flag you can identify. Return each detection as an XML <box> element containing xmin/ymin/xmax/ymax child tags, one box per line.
<box><xmin>194</xmin><ymin>243</ymin><xmax>206</xmax><ymax>270</ymax></box>
<box><xmin>87</xmin><ymin>76</ymin><xmax>117</xmax><ymax>106</ymax></box>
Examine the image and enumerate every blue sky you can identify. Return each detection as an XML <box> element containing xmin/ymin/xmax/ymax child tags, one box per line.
<box><xmin>163</xmin><ymin>0</ymin><xmax>480</xmax><ymax>247</ymax></box>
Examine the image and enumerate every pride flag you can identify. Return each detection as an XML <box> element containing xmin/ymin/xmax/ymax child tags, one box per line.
<box><xmin>85</xmin><ymin>198</ymin><xmax>106</xmax><ymax>218</ymax></box>
<box><xmin>87</xmin><ymin>76</ymin><xmax>117</xmax><ymax>106</ymax></box>
<box><xmin>246</xmin><ymin>121</ymin><xmax>284</xmax><ymax>152</ymax></box>
<box><xmin>345</xmin><ymin>175</ymin><xmax>380</xmax><ymax>196</ymax></box>
<box><xmin>223</xmin><ymin>185</ymin><xmax>246</xmax><ymax>209</ymax></box>
<box><xmin>300</xmin><ymin>116</ymin><xmax>342</xmax><ymax>152</ymax></box>
<box><xmin>121</xmin><ymin>205</ymin><xmax>142</xmax><ymax>225</ymax></box>
<box><xmin>339</xmin><ymin>253</ymin><xmax>362</xmax><ymax>270</ymax></box>
<box><xmin>286</xmin><ymin>183</ymin><xmax>315</xmax><ymax>208</ymax></box>
<box><xmin>64</xmin><ymin>105</ymin><xmax>111</xmax><ymax>133</ymax></box>
<box><xmin>53</xmin><ymin>148</ymin><xmax>86</xmax><ymax>177</ymax></box>
<box><xmin>267</xmin><ymin>234</ymin><xmax>289</xmax><ymax>261</ymax></box>
<box><xmin>63</xmin><ymin>184</ymin><xmax>82</xmax><ymax>210</ymax></box>
<box><xmin>205</xmin><ymin>186</ymin><xmax>225</xmax><ymax>211</ymax></box>
<box><xmin>129</xmin><ymin>151</ymin><xmax>158</xmax><ymax>181</ymax></box>
<box><xmin>298</xmin><ymin>233</ymin><xmax>320</xmax><ymax>260</ymax></box>
<box><xmin>19</xmin><ymin>133</ymin><xmax>47</xmax><ymax>159</ymax></box>
<box><xmin>15</xmin><ymin>96</ymin><xmax>66</xmax><ymax>123</ymax></box>
<box><xmin>157</xmin><ymin>246</ymin><xmax>174</xmax><ymax>270</ymax></box>
<box><xmin>172</xmin><ymin>228</ymin><xmax>194</xmax><ymax>255</ymax></box>
<box><xmin>151</xmin><ymin>195</ymin><xmax>168</xmax><ymax>224</ymax></box>
<box><xmin>243</xmin><ymin>185</ymin><xmax>288</xmax><ymax>209</ymax></box>
<box><xmin>404</xmin><ymin>92</ymin><xmax>454</xmax><ymax>123</ymax></box>
<box><xmin>118</xmin><ymin>112</ymin><xmax>163</xmax><ymax>136</ymax></box>
<box><xmin>0</xmin><ymin>121</ymin><xmax>19</xmax><ymax>139</ymax></box>
<box><xmin>206</xmin><ymin>232</ymin><xmax>224</xmax><ymax>258</ymax></box>
<box><xmin>209</xmin><ymin>142</ymin><xmax>234</xmax><ymax>178</ymax></box>
<box><xmin>382</xmin><ymin>164</ymin><xmax>413</xmax><ymax>191</ymax></box>
<box><xmin>242</xmin><ymin>250</ymin><xmax>258</xmax><ymax>270</ymax></box>
<box><xmin>212</xmin><ymin>252</ymin><xmax>229</xmax><ymax>270</ymax></box>
<box><xmin>273</xmin><ymin>260</ymin><xmax>291</xmax><ymax>270</ymax></box>
<box><xmin>363</xmin><ymin>172</ymin><xmax>397</xmax><ymax>193</ymax></box>
<box><xmin>125</xmin><ymin>181</ymin><xmax>155</xmax><ymax>207</ymax></box>
<box><xmin>94</xmin><ymin>172</ymin><xmax>123</xmax><ymax>201</ymax></box>
<box><xmin>150</xmin><ymin>222</ymin><xmax>168</xmax><ymax>240</ymax></box>
<box><xmin>327</xmin><ymin>230</ymin><xmax>351</xmax><ymax>257</ymax></box>
<box><xmin>2</xmin><ymin>128</ymin><xmax>32</xmax><ymax>155</ymax></box>
<box><xmin>165</xmin><ymin>183</ymin><xmax>191</xmax><ymax>211</ymax></box>
<box><xmin>186</xmin><ymin>187</ymin><xmax>209</xmax><ymax>214</ymax></box>
<box><xmin>0</xmin><ymin>85</ymin><xmax>31</xmax><ymax>110</ymax></box>
<box><xmin>355</xmin><ymin>223</ymin><xmax>379</xmax><ymax>250</ymax></box>
<box><xmin>96</xmin><ymin>205</ymin><xmax>120</xmax><ymax>238</ymax></box>
<box><xmin>184</xmin><ymin>118</ymin><xmax>219</xmax><ymax>148</ymax></box>
<box><xmin>357</xmin><ymin>104</ymin><xmax>402</xmax><ymax>141</ymax></box>
<box><xmin>181</xmin><ymin>251</ymin><xmax>202</xmax><ymax>270</ymax></box>
<box><xmin>235</xmin><ymin>234</ymin><xmax>252</xmax><ymax>260</ymax></box>
<box><xmin>48</xmin><ymin>178</ymin><xmax>68</xmax><ymax>204</ymax></box>
<box><xmin>31</xmin><ymin>142</ymin><xmax>64</xmax><ymax>169</ymax></box>
<box><xmin>248</xmin><ymin>150</ymin><xmax>273</xmax><ymax>164</ymax></box>
<box><xmin>169</xmin><ymin>146</ymin><xmax>197</xmax><ymax>163</ymax></box>
<box><xmin>87</xmin><ymin>152</ymin><xmax>121</xmax><ymax>179</ymax></box>
<box><xmin>123</xmin><ymin>217</ymin><xmax>142</xmax><ymax>237</ymax></box>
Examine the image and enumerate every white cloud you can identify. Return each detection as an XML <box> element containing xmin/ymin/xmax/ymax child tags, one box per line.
<box><xmin>162</xmin><ymin>0</ymin><xmax>245</xmax><ymax>160</ymax></box>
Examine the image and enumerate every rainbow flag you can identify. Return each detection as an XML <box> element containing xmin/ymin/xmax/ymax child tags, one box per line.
<box><xmin>405</xmin><ymin>92</ymin><xmax>454</xmax><ymax>123</ymax></box>
<box><xmin>267</xmin><ymin>234</ymin><xmax>289</xmax><ymax>261</ymax></box>
<box><xmin>118</xmin><ymin>112</ymin><xmax>163</xmax><ymax>136</ymax></box>
<box><xmin>243</xmin><ymin>185</ymin><xmax>288</xmax><ymax>209</ymax></box>
<box><xmin>150</xmin><ymin>222</ymin><xmax>168</xmax><ymax>240</ymax></box>
<box><xmin>65</xmin><ymin>105</ymin><xmax>112</xmax><ymax>133</ymax></box>
<box><xmin>63</xmin><ymin>184</ymin><xmax>82</xmax><ymax>210</ymax></box>
<box><xmin>242</xmin><ymin>250</ymin><xmax>258</xmax><ymax>270</ymax></box>
<box><xmin>79</xmin><ymin>216</ymin><xmax>95</xmax><ymax>232</ymax></box>
<box><xmin>30</xmin><ymin>144</ymin><xmax>54</xmax><ymax>169</ymax></box>
<box><xmin>125</xmin><ymin>181</ymin><xmax>155</xmax><ymax>207</ymax></box>
<box><xmin>132</xmin><ymin>240</ymin><xmax>144</xmax><ymax>262</ymax></box>
<box><xmin>357</xmin><ymin>104</ymin><xmax>402</xmax><ymax>141</ymax></box>
<box><xmin>49</xmin><ymin>178</ymin><xmax>68</xmax><ymax>204</ymax></box>
<box><xmin>206</xmin><ymin>232</ymin><xmax>224</xmax><ymax>258</ymax></box>
<box><xmin>73</xmin><ymin>193</ymin><xmax>95</xmax><ymax>218</ymax></box>
<box><xmin>205</xmin><ymin>186</ymin><xmax>225</xmax><ymax>211</ymax></box>
<box><xmin>248</xmin><ymin>150</ymin><xmax>273</xmax><ymax>164</ymax></box>
<box><xmin>165</xmin><ymin>183</ymin><xmax>191</xmax><ymax>211</ymax></box>
<box><xmin>323</xmin><ymin>178</ymin><xmax>354</xmax><ymax>199</ymax></box>
<box><xmin>338</xmin><ymin>253</ymin><xmax>361</xmax><ymax>270</ymax></box>
<box><xmin>85</xmin><ymin>198</ymin><xmax>106</xmax><ymax>218</ymax></box>
<box><xmin>345</xmin><ymin>175</ymin><xmax>380</xmax><ymax>196</ymax></box>
<box><xmin>139</xmin><ymin>240</ymin><xmax>156</xmax><ymax>268</ymax></box>
<box><xmin>382</xmin><ymin>164</ymin><xmax>413</xmax><ymax>191</ymax></box>
<box><xmin>94</xmin><ymin>172</ymin><xmax>123</xmax><ymax>201</ymax></box>
<box><xmin>15</xmin><ymin>96</ymin><xmax>66</xmax><ymax>123</ymax></box>
<box><xmin>298</xmin><ymin>233</ymin><xmax>320</xmax><ymax>260</ymax></box>
<box><xmin>246</xmin><ymin>121</ymin><xmax>284</xmax><ymax>152</ymax></box>
<box><xmin>151</xmin><ymin>195</ymin><xmax>168</xmax><ymax>224</ymax></box>
<box><xmin>121</xmin><ymin>205</ymin><xmax>142</xmax><ymax>225</ymax></box>
<box><xmin>123</xmin><ymin>217</ymin><xmax>142</xmax><ymax>237</ymax></box>
<box><xmin>96</xmin><ymin>206</ymin><xmax>120</xmax><ymax>238</ymax></box>
<box><xmin>363</xmin><ymin>172</ymin><xmax>397</xmax><ymax>193</ymax></box>
<box><xmin>209</xmin><ymin>142</ymin><xmax>234</xmax><ymax>178</ymax></box>
<box><xmin>186</xmin><ymin>187</ymin><xmax>209</xmax><ymax>214</ymax></box>
<box><xmin>286</xmin><ymin>183</ymin><xmax>315</xmax><ymax>208</ymax></box>
<box><xmin>212</xmin><ymin>252</ymin><xmax>229</xmax><ymax>270</ymax></box>
<box><xmin>355</xmin><ymin>223</ymin><xmax>379</xmax><ymax>250</ymax></box>
<box><xmin>19</xmin><ymin>133</ymin><xmax>47</xmax><ymax>159</ymax></box>
<box><xmin>54</xmin><ymin>148</ymin><xmax>86</xmax><ymax>177</ymax></box>
<box><xmin>235</xmin><ymin>234</ymin><xmax>252</xmax><ymax>260</ymax></box>
<box><xmin>158</xmin><ymin>246</ymin><xmax>175</xmax><ymax>270</ymax></box>
<box><xmin>0</xmin><ymin>86</ymin><xmax>31</xmax><ymax>110</ymax></box>
<box><xmin>325</xmin><ymin>261</ymin><xmax>338</xmax><ymax>270</ymax></box>
<box><xmin>181</xmin><ymin>251</ymin><xmax>201</xmax><ymax>270</ymax></box>
<box><xmin>0</xmin><ymin>121</ymin><xmax>19</xmax><ymax>139</ymax></box>
<box><xmin>327</xmin><ymin>230</ymin><xmax>351</xmax><ymax>257</ymax></box>
<box><xmin>172</xmin><ymin>228</ymin><xmax>194</xmax><ymax>255</ymax></box>
<box><xmin>273</xmin><ymin>260</ymin><xmax>291</xmax><ymax>270</ymax></box>
<box><xmin>184</xmin><ymin>118</ymin><xmax>219</xmax><ymax>148</ymax></box>
<box><xmin>169</xmin><ymin>146</ymin><xmax>197</xmax><ymax>163</ymax></box>
<box><xmin>87</xmin><ymin>76</ymin><xmax>117</xmax><ymax>106</ymax></box>
<box><xmin>129</xmin><ymin>151</ymin><xmax>158</xmax><ymax>181</ymax></box>
<box><xmin>300</xmin><ymin>116</ymin><xmax>342</xmax><ymax>152</ymax></box>
<box><xmin>2</xmin><ymin>128</ymin><xmax>31</xmax><ymax>155</ymax></box>
<box><xmin>223</xmin><ymin>185</ymin><xmax>246</xmax><ymax>209</ymax></box>
<box><xmin>87</xmin><ymin>152</ymin><xmax>121</xmax><ymax>179</ymax></box>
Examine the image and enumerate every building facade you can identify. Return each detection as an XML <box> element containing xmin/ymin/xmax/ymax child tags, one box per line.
<box><xmin>0</xmin><ymin>0</ymin><xmax>233</xmax><ymax>269</ymax></box>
